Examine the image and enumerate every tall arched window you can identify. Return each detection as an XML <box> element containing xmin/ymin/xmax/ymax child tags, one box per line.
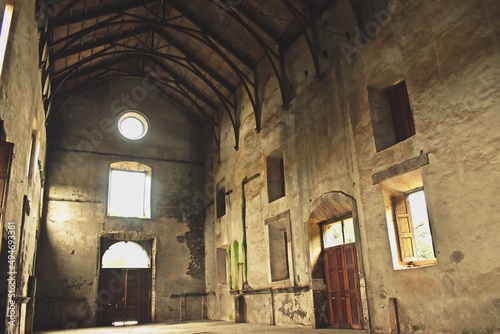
<box><xmin>107</xmin><ymin>161</ymin><xmax>152</xmax><ymax>218</ymax></box>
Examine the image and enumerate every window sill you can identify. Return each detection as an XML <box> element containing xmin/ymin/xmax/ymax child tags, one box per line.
<box><xmin>106</xmin><ymin>215</ymin><xmax>152</xmax><ymax>220</ymax></box>
<box><xmin>397</xmin><ymin>259</ymin><xmax>437</xmax><ymax>270</ymax></box>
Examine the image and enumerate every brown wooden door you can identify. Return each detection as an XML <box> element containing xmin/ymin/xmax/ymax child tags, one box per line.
<box><xmin>324</xmin><ymin>244</ymin><xmax>362</xmax><ymax>329</ymax></box>
<box><xmin>98</xmin><ymin>269</ymin><xmax>151</xmax><ymax>326</ymax></box>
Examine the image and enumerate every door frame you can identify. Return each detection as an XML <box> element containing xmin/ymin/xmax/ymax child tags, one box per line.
<box><xmin>305</xmin><ymin>191</ymin><xmax>370</xmax><ymax>330</ymax></box>
<box><xmin>97</xmin><ymin>232</ymin><xmax>156</xmax><ymax>325</ymax></box>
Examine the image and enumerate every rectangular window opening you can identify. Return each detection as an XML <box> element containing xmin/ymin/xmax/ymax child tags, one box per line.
<box><xmin>267</xmin><ymin>212</ymin><xmax>291</xmax><ymax>282</ymax></box>
<box><xmin>216</xmin><ymin>247</ymin><xmax>228</xmax><ymax>285</ymax></box>
<box><xmin>387</xmin><ymin>80</ymin><xmax>415</xmax><ymax>143</ymax></box>
<box><xmin>216</xmin><ymin>180</ymin><xmax>225</xmax><ymax>218</ymax></box>
<box><xmin>267</xmin><ymin>152</ymin><xmax>285</xmax><ymax>203</ymax></box>
<box><xmin>383</xmin><ymin>170</ymin><xmax>436</xmax><ymax>269</ymax></box>
<box><xmin>108</xmin><ymin>166</ymin><xmax>151</xmax><ymax>219</ymax></box>
<box><xmin>368</xmin><ymin>79</ymin><xmax>416</xmax><ymax>152</ymax></box>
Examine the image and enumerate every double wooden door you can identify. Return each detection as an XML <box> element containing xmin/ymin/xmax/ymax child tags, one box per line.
<box><xmin>324</xmin><ymin>244</ymin><xmax>362</xmax><ymax>329</ymax></box>
<box><xmin>98</xmin><ymin>269</ymin><xmax>151</xmax><ymax>326</ymax></box>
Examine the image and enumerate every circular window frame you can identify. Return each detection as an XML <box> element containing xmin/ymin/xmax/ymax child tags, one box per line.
<box><xmin>116</xmin><ymin>111</ymin><xmax>150</xmax><ymax>141</ymax></box>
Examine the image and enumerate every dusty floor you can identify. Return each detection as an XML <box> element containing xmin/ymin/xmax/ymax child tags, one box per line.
<box><xmin>35</xmin><ymin>320</ymin><xmax>368</xmax><ymax>333</ymax></box>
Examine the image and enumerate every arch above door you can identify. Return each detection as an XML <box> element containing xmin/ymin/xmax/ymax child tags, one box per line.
<box><xmin>307</xmin><ymin>191</ymin><xmax>356</xmax><ymax>225</ymax></box>
<box><xmin>102</xmin><ymin>241</ymin><xmax>150</xmax><ymax>269</ymax></box>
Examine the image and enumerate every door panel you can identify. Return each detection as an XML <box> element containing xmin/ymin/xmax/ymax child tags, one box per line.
<box><xmin>98</xmin><ymin>269</ymin><xmax>151</xmax><ymax>326</ymax></box>
<box><xmin>324</xmin><ymin>244</ymin><xmax>362</xmax><ymax>329</ymax></box>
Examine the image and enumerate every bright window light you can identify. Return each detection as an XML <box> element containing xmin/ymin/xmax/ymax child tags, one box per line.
<box><xmin>112</xmin><ymin>321</ymin><xmax>138</xmax><ymax>326</ymax></box>
<box><xmin>322</xmin><ymin>217</ymin><xmax>355</xmax><ymax>248</ymax></box>
<box><xmin>102</xmin><ymin>241</ymin><xmax>150</xmax><ymax>269</ymax></box>
<box><xmin>117</xmin><ymin>111</ymin><xmax>149</xmax><ymax>140</ymax></box>
<box><xmin>407</xmin><ymin>190</ymin><xmax>436</xmax><ymax>261</ymax></box>
<box><xmin>108</xmin><ymin>169</ymin><xmax>150</xmax><ymax>218</ymax></box>
<box><xmin>0</xmin><ymin>3</ymin><xmax>14</xmax><ymax>77</ymax></box>
<box><xmin>120</xmin><ymin>117</ymin><xmax>144</xmax><ymax>139</ymax></box>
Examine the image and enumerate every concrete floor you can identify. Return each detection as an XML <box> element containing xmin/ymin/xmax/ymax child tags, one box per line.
<box><xmin>35</xmin><ymin>320</ymin><xmax>369</xmax><ymax>334</ymax></box>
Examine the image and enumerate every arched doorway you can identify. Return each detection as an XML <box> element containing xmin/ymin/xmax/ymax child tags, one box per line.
<box><xmin>97</xmin><ymin>239</ymin><xmax>152</xmax><ymax>326</ymax></box>
<box><xmin>307</xmin><ymin>191</ymin><xmax>368</xmax><ymax>330</ymax></box>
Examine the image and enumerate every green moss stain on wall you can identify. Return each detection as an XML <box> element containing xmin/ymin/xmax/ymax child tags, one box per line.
<box><xmin>241</xmin><ymin>177</ymin><xmax>248</xmax><ymax>285</ymax></box>
<box><xmin>228</xmin><ymin>246</ymin><xmax>232</xmax><ymax>289</ymax></box>
<box><xmin>233</xmin><ymin>240</ymin><xmax>240</xmax><ymax>290</ymax></box>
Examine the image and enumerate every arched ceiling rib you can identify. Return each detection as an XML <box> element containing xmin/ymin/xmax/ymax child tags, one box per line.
<box><xmin>37</xmin><ymin>0</ymin><xmax>335</xmax><ymax>151</ymax></box>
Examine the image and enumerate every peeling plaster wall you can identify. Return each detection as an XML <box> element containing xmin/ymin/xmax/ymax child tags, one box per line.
<box><xmin>205</xmin><ymin>0</ymin><xmax>500</xmax><ymax>333</ymax></box>
<box><xmin>0</xmin><ymin>0</ymin><xmax>47</xmax><ymax>332</ymax></box>
<box><xmin>34</xmin><ymin>79</ymin><xmax>206</xmax><ymax>330</ymax></box>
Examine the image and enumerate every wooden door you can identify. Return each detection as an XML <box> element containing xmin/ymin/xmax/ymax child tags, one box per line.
<box><xmin>324</xmin><ymin>244</ymin><xmax>362</xmax><ymax>329</ymax></box>
<box><xmin>98</xmin><ymin>269</ymin><xmax>151</xmax><ymax>326</ymax></box>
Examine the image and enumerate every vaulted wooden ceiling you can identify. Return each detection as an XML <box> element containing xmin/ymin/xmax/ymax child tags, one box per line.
<box><xmin>37</xmin><ymin>0</ymin><xmax>335</xmax><ymax>150</ymax></box>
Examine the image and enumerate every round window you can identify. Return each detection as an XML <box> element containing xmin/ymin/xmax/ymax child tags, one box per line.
<box><xmin>117</xmin><ymin>111</ymin><xmax>149</xmax><ymax>140</ymax></box>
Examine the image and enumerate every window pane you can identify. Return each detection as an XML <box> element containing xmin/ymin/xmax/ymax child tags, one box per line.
<box><xmin>343</xmin><ymin>218</ymin><xmax>356</xmax><ymax>244</ymax></box>
<box><xmin>323</xmin><ymin>222</ymin><xmax>343</xmax><ymax>248</ymax></box>
<box><xmin>109</xmin><ymin>170</ymin><xmax>146</xmax><ymax>217</ymax></box>
<box><xmin>407</xmin><ymin>190</ymin><xmax>435</xmax><ymax>260</ymax></box>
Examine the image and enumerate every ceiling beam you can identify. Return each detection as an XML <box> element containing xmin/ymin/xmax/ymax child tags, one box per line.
<box><xmin>90</xmin><ymin>42</ymin><xmax>235</xmax><ymax>111</ymax></box>
<box><xmin>50</xmin><ymin>14</ymin><xmax>123</xmax><ymax>47</ymax></box>
<box><xmin>52</xmin><ymin>45</ymin><xmax>117</xmax><ymax>79</ymax></box>
<box><xmin>215</xmin><ymin>4</ymin><xmax>279</xmax><ymax>59</ymax></box>
<box><xmin>50</xmin><ymin>19</ymin><xmax>252</xmax><ymax>87</ymax></box>
<box><xmin>52</xmin><ymin>55</ymin><xmax>133</xmax><ymax>87</ymax></box>
<box><xmin>219</xmin><ymin>1</ymin><xmax>286</xmax><ymax>45</ymax></box>
<box><xmin>53</xmin><ymin>0</ymin><xmax>159</xmax><ymax>26</ymax></box>
<box><xmin>51</xmin><ymin>51</ymin><xmax>221</xmax><ymax>119</ymax></box>
<box><xmin>53</xmin><ymin>25</ymin><xmax>235</xmax><ymax>93</ymax></box>
<box><xmin>168</xmin><ymin>0</ymin><xmax>254</xmax><ymax>69</ymax></box>
<box><xmin>57</xmin><ymin>25</ymin><xmax>152</xmax><ymax>58</ymax></box>
<box><xmin>148</xmin><ymin>57</ymin><xmax>220</xmax><ymax>111</ymax></box>
<box><xmin>282</xmin><ymin>0</ymin><xmax>310</xmax><ymax>27</ymax></box>
<box><xmin>152</xmin><ymin>28</ymin><xmax>235</xmax><ymax>92</ymax></box>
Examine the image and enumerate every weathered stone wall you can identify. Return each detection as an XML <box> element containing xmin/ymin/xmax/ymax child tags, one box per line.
<box><xmin>205</xmin><ymin>0</ymin><xmax>500</xmax><ymax>333</ymax></box>
<box><xmin>34</xmin><ymin>78</ymin><xmax>206</xmax><ymax>329</ymax></box>
<box><xmin>0</xmin><ymin>0</ymin><xmax>47</xmax><ymax>332</ymax></box>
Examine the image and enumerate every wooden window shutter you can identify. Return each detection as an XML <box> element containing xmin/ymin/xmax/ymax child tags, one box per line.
<box><xmin>387</xmin><ymin>80</ymin><xmax>416</xmax><ymax>142</ymax></box>
<box><xmin>0</xmin><ymin>141</ymin><xmax>14</xmax><ymax>226</ymax></box>
<box><xmin>391</xmin><ymin>193</ymin><xmax>417</xmax><ymax>262</ymax></box>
